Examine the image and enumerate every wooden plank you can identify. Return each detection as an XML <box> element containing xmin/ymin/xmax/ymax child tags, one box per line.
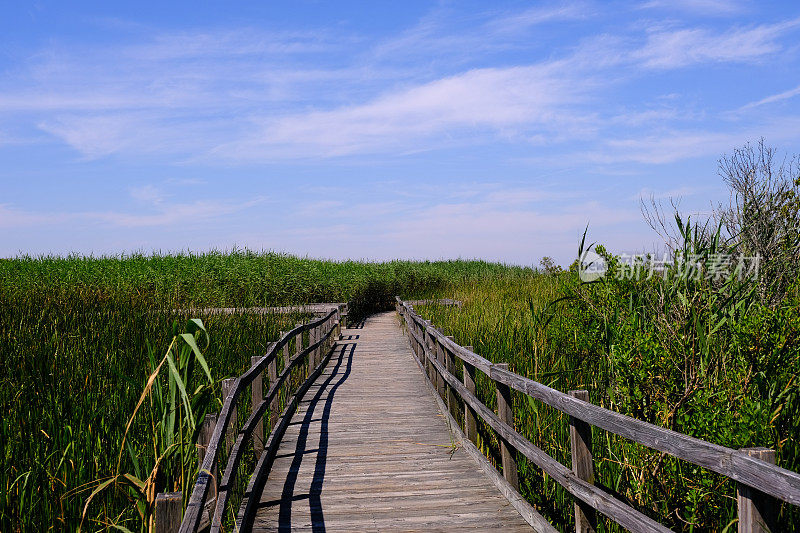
<box><xmin>252</xmin><ymin>356</ymin><xmax>264</xmax><ymax>456</ymax></box>
<box><xmin>154</xmin><ymin>492</ymin><xmax>182</xmax><ymax>533</ymax></box>
<box><xmin>196</xmin><ymin>413</ymin><xmax>218</xmax><ymax>502</ymax></box>
<box><xmin>569</xmin><ymin>390</ymin><xmax>596</xmax><ymax>533</ymax></box>
<box><xmin>738</xmin><ymin>448</ymin><xmax>776</xmax><ymax>533</ymax></box>
<box><xmin>400</xmin><ymin>300</ymin><xmax>800</xmax><ymax>508</ymax></box>
<box><xmin>488</xmin><ymin>364</ymin><xmax>800</xmax><ymax>506</ymax></box>
<box><xmin>444</xmin><ymin>336</ymin><xmax>459</xmax><ymax>421</ymax></box>
<box><xmin>409</xmin><ymin>339</ymin><xmax>557</xmax><ymax>533</ymax></box>
<box><xmin>181</xmin><ymin>311</ymin><xmax>340</xmax><ymax>533</ymax></box>
<box><xmin>269</xmin><ymin>339</ymin><xmax>280</xmax><ymax>430</ymax></box>
<box><xmin>228</xmin><ymin>328</ymin><xmax>336</xmax><ymax>533</ymax></box>
<box><xmin>221</xmin><ymin>378</ymin><xmax>237</xmax><ymax>456</ymax></box>
<box><xmin>463</xmin><ymin>347</ymin><xmax>478</xmax><ymax>446</ymax></box>
<box><xmin>248</xmin><ymin>312</ymin><xmax>534</xmax><ymax>532</ymax></box>
<box><xmin>418</xmin><ymin>336</ymin><xmax>670</xmax><ymax>533</ymax></box>
<box><xmin>496</xmin><ymin>363</ymin><xmax>519</xmax><ymax>491</ymax></box>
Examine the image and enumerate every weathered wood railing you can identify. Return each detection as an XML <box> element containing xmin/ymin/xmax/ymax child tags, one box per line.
<box><xmin>155</xmin><ymin>305</ymin><xmax>345</xmax><ymax>533</ymax></box>
<box><xmin>396</xmin><ymin>297</ymin><xmax>800</xmax><ymax>533</ymax></box>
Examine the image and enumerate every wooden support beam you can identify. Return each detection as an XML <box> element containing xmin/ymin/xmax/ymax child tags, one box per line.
<box><xmin>310</xmin><ymin>326</ymin><xmax>318</xmax><ymax>370</ymax></box>
<box><xmin>251</xmin><ymin>356</ymin><xmax>264</xmax><ymax>456</ymax></box>
<box><xmin>196</xmin><ymin>412</ymin><xmax>218</xmax><ymax>501</ymax></box>
<box><xmin>434</xmin><ymin>337</ymin><xmax>446</xmax><ymax>401</ymax></box>
<box><xmin>738</xmin><ymin>448</ymin><xmax>777</xmax><ymax>533</ymax></box>
<box><xmin>424</xmin><ymin>324</ymin><xmax>435</xmax><ymax>384</ymax></box>
<box><xmin>269</xmin><ymin>337</ymin><xmax>281</xmax><ymax>429</ymax></box>
<box><xmin>295</xmin><ymin>322</ymin><xmax>304</xmax><ymax>384</ymax></box>
<box><xmin>495</xmin><ymin>363</ymin><xmax>519</xmax><ymax>490</ymax></box>
<box><xmin>462</xmin><ymin>346</ymin><xmax>478</xmax><ymax>445</ymax></box>
<box><xmin>154</xmin><ymin>492</ymin><xmax>182</xmax><ymax>533</ymax></box>
<box><xmin>221</xmin><ymin>378</ymin><xmax>237</xmax><ymax>456</ymax></box>
<box><xmin>569</xmin><ymin>390</ymin><xmax>597</xmax><ymax>533</ymax></box>
<box><xmin>444</xmin><ymin>336</ymin><xmax>458</xmax><ymax>421</ymax></box>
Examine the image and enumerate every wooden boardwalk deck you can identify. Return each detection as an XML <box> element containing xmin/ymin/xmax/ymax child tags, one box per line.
<box><xmin>250</xmin><ymin>311</ymin><xmax>532</xmax><ymax>532</ymax></box>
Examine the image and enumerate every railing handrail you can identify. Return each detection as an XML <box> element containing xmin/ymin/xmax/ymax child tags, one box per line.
<box><xmin>396</xmin><ymin>297</ymin><xmax>800</xmax><ymax>531</ymax></box>
<box><xmin>179</xmin><ymin>306</ymin><xmax>343</xmax><ymax>533</ymax></box>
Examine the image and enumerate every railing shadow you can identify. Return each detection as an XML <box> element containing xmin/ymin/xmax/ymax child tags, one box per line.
<box><xmin>258</xmin><ymin>339</ymin><xmax>356</xmax><ymax>532</ymax></box>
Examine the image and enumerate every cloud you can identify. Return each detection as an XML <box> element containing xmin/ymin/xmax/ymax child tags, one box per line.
<box><xmin>216</xmin><ymin>64</ymin><xmax>590</xmax><ymax>159</ymax></box>
<box><xmin>586</xmin><ymin>116</ymin><xmax>800</xmax><ymax>164</ymax></box>
<box><xmin>384</xmin><ymin>199</ymin><xmax>641</xmax><ymax>264</ymax></box>
<box><xmin>370</xmin><ymin>2</ymin><xmax>589</xmax><ymax>67</ymax></box>
<box><xmin>486</xmin><ymin>2</ymin><xmax>591</xmax><ymax>34</ymax></box>
<box><xmin>129</xmin><ymin>184</ymin><xmax>166</xmax><ymax>204</ymax></box>
<box><xmin>739</xmin><ymin>84</ymin><xmax>800</xmax><ymax>111</ymax></box>
<box><xmin>38</xmin><ymin>112</ymin><xmax>229</xmax><ymax>159</ymax></box>
<box><xmin>126</xmin><ymin>28</ymin><xmax>338</xmax><ymax>62</ymax></box>
<box><xmin>3</xmin><ymin>5</ymin><xmax>800</xmax><ymax>169</ymax></box>
<box><xmin>590</xmin><ymin>131</ymin><xmax>740</xmax><ymax>164</ymax></box>
<box><xmin>639</xmin><ymin>0</ymin><xmax>747</xmax><ymax>16</ymax></box>
<box><xmin>635</xmin><ymin>18</ymin><xmax>800</xmax><ymax>68</ymax></box>
<box><xmin>0</xmin><ymin>196</ymin><xmax>264</xmax><ymax>229</ymax></box>
<box><xmin>226</xmin><ymin>181</ymin><xmax>646</xmax><ymax>264</ymax></box>
<box><xmin>637</xmin><ymin>185</ymin><xmax>706</xmax><ymax>201</ymax></box>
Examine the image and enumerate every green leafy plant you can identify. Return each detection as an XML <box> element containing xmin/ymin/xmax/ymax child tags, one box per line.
<box><xmin>76</xmin><ymin>319</ymin><xmax>215</xmax><ymax>533</ymax></box>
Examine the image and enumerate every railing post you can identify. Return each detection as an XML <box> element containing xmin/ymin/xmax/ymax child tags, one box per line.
<box><xmin>428</xmin><ymin>327</ymin><xmax>442</xmax><ymax>395</ymax></box>
<box><xmin>310</xmin><ymin>325</ymin><xmax>318</xmax><ymax>370</ymax></box>
<box><xmin>737</xmin><ymin>447</ymin><xmax>776</xmax><ymax>533</ymax></box>
<box><xmin>269</xmin><ymin>337</ymin><xmax>281</xmax><ymax>429</ymax></box>
<box><xmin>326</xmin><ymin>315</ymin><xmax>332</xmax><ymax>350</ymax></box>
<box><xmin>423</xmin><ymin>322</ymin><xmax>432</xmax><ymax>377</ymax></box>
<box><xmin>221</xmin><ymin>378</ymin><xmax>237</xmax><ymax>455</ymax></box>
<box><xmin>462</xmin><ymin>347</ymin><xmax>478</xmax><ymax>445</ymax></box>
<box><xmin>495</xmin><ymin>363</ymin><xmax>519</xmax><ymax>490</ymax></box>
<box><xmin>295</xmin><ymin>322</ymin><xmax>304</xmax><ymax>383</ymax></box>
<box><xmin>569</xmin><ymin>390</ymin><xmax>597</xmax><ymax>533</ymax></box>
<box><xmin>444</xmin><ymin>336</ymin><xmax>458</xmax><ymax>420</ymax></box>
<box><xmin>434</xmin><ymin>337</ymin><xmax>446</xmax><ymax>400</ymax></box>
<box><xmin>411</xmin><ymin>318</ymin><xmax>421</xmax><ymax>362</ymax></box>
<box><xmin>154</xmin><ymin>491</ymin><xmax>182</xmax><ymax>533</ymax></box>
<box><xmin>197</xmin><ymin>412</ymin><xmax>218</xmax><ymax>501</ymax></box>
<box><xmin>423</xmin><ymin>323</ymin><xmax>434</xmax><ymax>382</ymax></box>
<box><xmin>251</xmin><ymin>356</ymin><xmax>264</xmax><ymax>456</ymax></box>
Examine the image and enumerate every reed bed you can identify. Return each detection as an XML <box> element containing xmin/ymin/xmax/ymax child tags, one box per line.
<box><xmin>0</xmin><ymin>251</ymin><xmax>524</xmax><ymax>531</ymax></box>
<box><xmin>417</xmin><ymin>256</ymin><xmax>800</xmax><ymax>531</ymax></box>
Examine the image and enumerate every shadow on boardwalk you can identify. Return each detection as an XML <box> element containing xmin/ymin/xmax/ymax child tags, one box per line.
<box><xmin>249</xmin><ymin>312</ymin><xmax>531</xmax><ymax>532</ymax></box>
<box><xmin>268</xmin><ymin>340</ymin><xmax>357</xmax><ymax>532</ymax></box>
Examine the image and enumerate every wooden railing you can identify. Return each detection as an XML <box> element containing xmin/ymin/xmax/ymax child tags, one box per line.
<box><xmin>396</xmin><ymin>297</ymin><xmax>800</xmax><ymax>533</ymax></box>
<box><xmin>153</xmin><ymin>305</ymin><xmax>345</xmax><ymax>533</ymax></box>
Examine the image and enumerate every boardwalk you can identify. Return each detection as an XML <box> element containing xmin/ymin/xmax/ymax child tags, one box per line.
<box><xmin>250</xmin><ymin>311</ymin><xmax>532</xmax><ymax>532</ymax></box>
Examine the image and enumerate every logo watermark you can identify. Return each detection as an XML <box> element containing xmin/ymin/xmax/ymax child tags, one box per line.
<box><xmin>578</xmin><ymin>252</ymin><xmax>760</xmax><ymax>282</ymax></box>
<box><xmin>578</xmin><ymin>250</ymin><xmax>607</xmax><ymax>282</ymax></box>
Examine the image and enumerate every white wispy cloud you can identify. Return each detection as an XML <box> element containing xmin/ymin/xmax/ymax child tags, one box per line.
<box><xmin>215</xmin><ymin>63</ymin><xmax>591</xmax><ymax>159</ymax></box>
<box><xmin>635</xmin><ymin>18</ymin><xmax>800</xmax><ymax>68</ymax></box>
<box><xmin>129</xmin><ymin>184</ymin><xmax>166</xmax><ymax>204</ymax></box>
<box><xmin>639</xmin><ymin>0</ymin><xmax>747</xmax><ymax>16</ymax></box>
<box><xmin>485</xmin><ymin>2</ymin><xmax>592</xmax><ymax>34</ymax></box>
<box><xmin>738</xmin><ymin>84</ymin><xmax>800</xmax><ymax>110</ymax></box>
<box><xmin>586</xmin><ymin>115</ymin><xmax>800</xmax><ymax>164</ymax></box>
<box><xmin>0</xmin><ymin>196</ymin><xmax>264</xmax><ymax>229</ymax></box>
<box><xmin>2</xmin><ymin>4</ymin><xmax>799</xmax><ymax>167</ymax></box>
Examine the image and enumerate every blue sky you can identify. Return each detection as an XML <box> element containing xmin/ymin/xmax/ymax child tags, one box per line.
<box><xmin>2</xmin><ymin>1</ymin><xmax>800</xmax><ymax>264</ymax></box>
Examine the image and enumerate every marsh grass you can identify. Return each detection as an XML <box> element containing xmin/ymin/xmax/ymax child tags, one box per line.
<box><xmin>417</xmin><ymin>239</ymin><xmax>800</xmax><ymax>531</ymax></box>
<box><xmin>0</xmin><ymin>252</ymin><xmax>523</xmax><ymax>531</ymax></box>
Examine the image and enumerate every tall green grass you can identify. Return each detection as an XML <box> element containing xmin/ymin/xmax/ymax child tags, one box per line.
<box><xmin>0</xmin><ymin>251</ymin><xmax>525</xmax><ymax>531</ymax></box>
<box><xmin>417</xmin><ymin>247</ymin><xmax>800</xmax><ymax>531</ymax></box>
